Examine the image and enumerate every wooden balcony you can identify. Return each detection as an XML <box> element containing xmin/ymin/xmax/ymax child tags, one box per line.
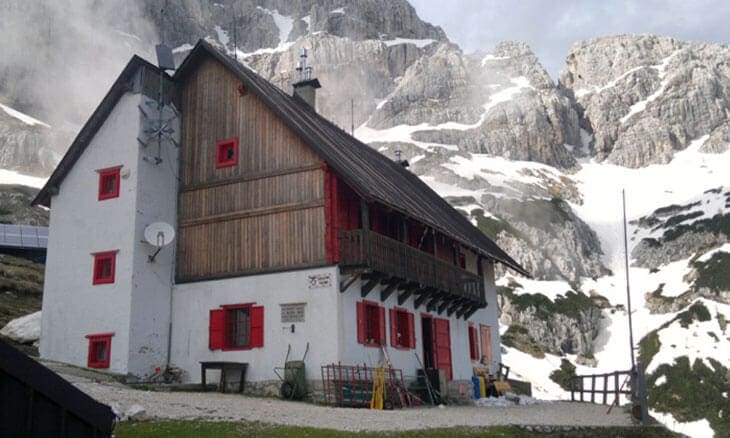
<box><xmin>339</xmin><ymin>230</ymin><xmax>486</xmax><ymax>317</ymax></box>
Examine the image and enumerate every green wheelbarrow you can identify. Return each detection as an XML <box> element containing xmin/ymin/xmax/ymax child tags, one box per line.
<box><xmin>274</xmin><ymin>342</ymin><xmax>309</xmax><ymax>400</ymax></box>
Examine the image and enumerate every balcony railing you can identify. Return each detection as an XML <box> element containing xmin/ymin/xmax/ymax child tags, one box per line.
<box><xmin>339</xmin><ymin>229</ymin><xmax>485</xmax><ymax>306</ymax></box>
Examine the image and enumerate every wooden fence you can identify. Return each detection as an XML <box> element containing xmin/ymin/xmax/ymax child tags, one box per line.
<box><xmin>569</xmin><ymin>369</ymin><xmax>633</xmax><ymax>405</ymax></box>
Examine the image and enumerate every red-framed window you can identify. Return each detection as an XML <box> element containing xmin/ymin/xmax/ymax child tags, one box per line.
<box><xmin>215</xmin><ymin>137</ymin><xmax>239</xmax><ymax>168</ymax></box>
<box><xmin>97</xmin><ymin>167</ymin><xmax>121</xmax><ymax>200</ymax></box>
<box><xmin>356</xmin><ymin>300</ymin><xmax>386</xmax><ymax>347</ymax></box>
<box><xmin>92</xmin><ymin>251</ymin><xmax>117</xmax><ymax>285</ymax></box>
<box><xmin>209</xmin><ymin>303</ymin><xmax>264</xmax><ymax>350</ymax></box>
<box><xmin>390</xmin><ymin>307</ymin><xmax>415</xmax><ymax>349</ymax></box>
<box><xmin>86</xmin><ymin>332</ymin><xmax>114</xmax><ymax>368</ymax></box>
<box><xmin>468</xmin><ymin>324</ymin><xmax>479</xmax><ymax>361</ymax></box>
<box><xmin>458</xmin><ymin>252</ymin><xmax>466</xmax><ymax>269</ymax></box>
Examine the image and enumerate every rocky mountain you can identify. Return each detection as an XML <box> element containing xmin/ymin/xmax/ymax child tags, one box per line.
<box><xmin>1</xmin><ymin>2</ymin><xmax>728</xmax><ymax>436</ymax></box>
<box><xmin>560</xmin><ymin>35</ymin><xmax>730</xmax><ymax>168</ymax></box>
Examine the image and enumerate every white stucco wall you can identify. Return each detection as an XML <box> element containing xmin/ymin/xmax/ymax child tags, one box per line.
<box><xmin>170</xmin><ymin>266</ymin><xmax>340</xmax><ymax>383</ymax></box>
<box><xmin>126</xmin><ymin>97</ymin><xmax>180</xmax><ymax>379</ymax></box>
<box><xmin>40</xmin><ymin>93</ymin><xmax>142</xmax><ymax>374</ymax></box>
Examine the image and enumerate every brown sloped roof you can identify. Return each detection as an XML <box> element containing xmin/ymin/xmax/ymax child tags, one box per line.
<box><xmin>32</xmin><ymin>56</ymin><xmax>167</xmax><ymax>207</ymax></box>
<box><xmin>175</xmin><ymin>40</ymin><xmax>529</xmax><ymax>276</ymax></box>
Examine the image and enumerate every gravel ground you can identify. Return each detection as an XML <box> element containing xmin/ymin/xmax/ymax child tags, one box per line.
<box><xmin>50</xmin><ymin>362</ymin><xmax>634</xmax><ymax>432</ymax></box>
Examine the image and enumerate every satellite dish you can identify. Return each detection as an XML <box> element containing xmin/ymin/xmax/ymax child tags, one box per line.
<box><xmin>144</xmin><ymin>222</ymin><xmax>175</xmax><ymax>248</ymax></box>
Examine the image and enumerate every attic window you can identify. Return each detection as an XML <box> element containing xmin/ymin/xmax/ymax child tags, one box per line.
<box><xmin>92</xmin><ymin>251</ymin><xmax>117</xmax><ymax>285</ymax></box>
<box><xmin>216</xmin><ymin>137</ymin><xmax>239</xmax><ymax>168</ymax></box>
<box><xmin>97</xmin><ymin>167</ymin><xmax>121</xmax><ymax>200</ymax></box>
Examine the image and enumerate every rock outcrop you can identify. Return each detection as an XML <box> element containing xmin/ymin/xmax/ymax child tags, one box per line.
<box><xmin>560</xmin><ymin>35</ymin><xmax>730</xmax><ymax>168</ymax></box>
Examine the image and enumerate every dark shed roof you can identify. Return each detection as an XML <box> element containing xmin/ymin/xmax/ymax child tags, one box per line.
<box><xmin>32</xmin><ymin>56</ymin><xmax>168</xmax><ymax>207</ymax></box>
<box><xmin>175</xmin><ymin>40</ymin><xmax>528</xmax><ymax>276</ymax></box>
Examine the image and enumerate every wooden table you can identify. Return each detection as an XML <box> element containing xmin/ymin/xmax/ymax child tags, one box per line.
<box><xmin>200</xmin><ymin>361</ymin><xmax>248</xmax><ymax>393</ymax></box>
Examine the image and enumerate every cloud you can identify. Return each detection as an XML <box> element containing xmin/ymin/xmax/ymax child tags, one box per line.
<box><xmin>0</xmin><ymin>0</ymin><xmax>158</xmax><ymax>127</ymax></box>
<box><xmin>410</xmin><ymin>0</ymin><xmax>730</xmax><ymax>79</ymax></box>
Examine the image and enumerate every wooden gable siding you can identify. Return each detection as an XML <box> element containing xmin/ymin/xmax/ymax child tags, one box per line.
<box><xmin>177</xmin><ymin>57</ymin><xmax>326</xmax><ymax>281</ymax></box>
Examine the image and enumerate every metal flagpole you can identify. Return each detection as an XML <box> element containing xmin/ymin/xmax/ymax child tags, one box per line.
<box><xmin>622</xmin><ymin>189</ymin><xmax>636</xmax><ymax>370</ymax></box>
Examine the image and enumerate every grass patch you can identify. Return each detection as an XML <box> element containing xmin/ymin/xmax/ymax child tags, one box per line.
<box><xmin>691</xmin><ymin>252</ymin><xmax>730</xmax><ymax>294</ymax></box>
<box><xmin>0</xmin><ymin>254</ymin><xmax>44</xmax><ymax>327</ymax></box>
<box><xmin>649</xmin><ymin>357</ymin><xmax>730</xmax><ymax>437</ymax></box>
<box><xmin>501</xmin><ymin>324</ymin><xmax>545</xmax><ymax>358</ymax></box>
<box><xmin>662</xmin><ymin>213</ymin><xmax>730</xmax><ymax>242</ymax></box>
<box><xmin>549</xmin><ymin>358</ymin><xmax>578</xmax><ymax>391</ymax></box>
<box><xmin>638</xmin><ymin>330</ymin><xmax>661</xmax><ymax>367</ymax></box>
<box><xmin>676</xmin><ymin>301</ymin><xmax>711</xmax><ymax>328</ymax></box>
<box><xmin>499</xmin><ymin>287</ymin><xmax>606</xmax><ymax>320</ymax></box>
<box><xmin>112</xmin><ymin>421</ymin><xmax>679</xmax><ymax>437</ymax></box>
<box><xmin>474</xmin><ymin>212</ymin><xmax>524</xmax><ymax>241</ymax></box>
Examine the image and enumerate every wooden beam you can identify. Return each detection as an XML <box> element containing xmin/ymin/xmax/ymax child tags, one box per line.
<box><xmin>179</xmin><ymin>199</ymin><xmax>324</xmax><ymax>228</ymax></box>
<box><xmin>180</xmin><ymin>163</ymin><xmax>322</xmax><ymax>193</ymax></box>
<box><xmin>446</xmin><ymin>299</ymin><xmax>464</xmax><ymax>317</ymax></box>
<box><xmin>437</xmin><ymin>297</ymin><xmax>451</xmax><ymax>315</ymax></box>
<box><xmin>340</xmin><ymin>274</ymin><xmax>359</xmax><ymax>293</ymax></box>
<box><xmin>455</xmin><ymin>302</ymin><xmax>473</xmax><ymax>318</ymax></box>
<box><xmin>361</xmin><ymin>277</ymin><xmax>379</xmax><ymax>298</ymax></box>
<box><xmin>462</xmin><ymin>306</ymin><xmax>479</xmax><ymax>320</ymax></box>
<box><xmin>413</xmin><ymin>287</ymin><xmax>434</xmax><ymax>308</ymax></box>
<box><xmin>426</xmin><ymin>292</ymin><xmax>444</xmax><ymax>312</ymax></box>
<box><xmin>380</xmin><ymin>280</ymin><xmax>400</xmax><ymax>301</ymax></box>
<box><xmin>397</xmin><ymin>284</ymin><xmax>416</xmax><ymax>305</ymax></box>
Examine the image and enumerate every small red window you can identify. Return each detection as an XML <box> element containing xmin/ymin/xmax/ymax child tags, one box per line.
<box><xmin>209</xmin><ymin>303</ymin><xmax>264</xmax><ymax>351</ymax></box>
<box><xmin>92</xmin><ymin>251</ymin><xmax>117</xmax><ymax>285</ymax></box>
<box><xmin>86</xmin><ymin>332</ymin><xmax>114</xmax><ymax>368</ymax></box>
<box><xmin>97</xmin><ymin>167</ymin><xmax>121</xmax><ymax>200</ymax></box>
<box><xmin>458</xmin><ymin>252</ymin><xmax>466</xmax><ymax>269</ymax></box>
<box><xmin>390</xmin><ymin>307</ymin><xmax>415</xmax><ymax>349</ymax></box>
<box><xmin>215</xmin><ymin>137</ymin><xmax>239</xmax><ymax>168</ymax></box>
<box><xmin>468</xmin><ymin>324</ymin><xmax>479</xmax><ymax>361</ymax></box>
<box><xmin>356</xmin><ymin>301</ymin><xmax>386</xmax><ymax>347</ymax></box>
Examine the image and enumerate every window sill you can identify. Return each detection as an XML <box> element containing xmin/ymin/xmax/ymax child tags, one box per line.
<box><xmin>221</xmin><ymin>346</ymin><xmax>256</xmax><ymax>351</ymax></box>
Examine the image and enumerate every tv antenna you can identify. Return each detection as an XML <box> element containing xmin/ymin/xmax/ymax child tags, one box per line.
<box><xmin>137</xmin><ymin>29</ymin><xmax>179</xmax><ymax>164</ymax></box>
<box><xmin>295</xmin><ymin>48</ymin><xmax>313</xmax><ymax>81</ymax></box>
<box><xmin>144</xmin><ymin>222</ymin><xmax>176</xmax><ymax>262</ymax></box>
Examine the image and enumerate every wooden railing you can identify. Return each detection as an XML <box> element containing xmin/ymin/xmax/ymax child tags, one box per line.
<box><xmin>570</xmin><ymin>369</ymin><xmax>633</xmax><ymax>405</ymax></box>
<box><xmin>339</xmin><ymin>229</ymin><xmax>485</xmax><ymax>304</ymax></box>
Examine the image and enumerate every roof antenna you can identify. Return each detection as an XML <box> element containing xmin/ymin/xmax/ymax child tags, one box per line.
<box><xmin>296</xmin><ymin>48</ymin><xmax>308</xmax><ymax>81</ymax></box>
<box><xmin>395</xmin><ymin>150</ymin><xmax>410</xmax><ymax>168</ymax></box>
<box><xmin>233</xmin><ymin>10</ymin><xmax>238</xmax><ymax>61</ymax></box>
<box><xmin>137</xmin><ymin>2</ymin><xmax>178</xmax><ymax>165</ymax></box>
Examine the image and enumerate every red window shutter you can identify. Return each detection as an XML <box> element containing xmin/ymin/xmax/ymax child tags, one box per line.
<box><xmin>250</xmin><ymin>305</ymin><xmax>264</xmax><ymax>348</ymax></box>
<box><xmin>356</xmin><ymin>301</ymin><xmax>367</xmax><ymax>344</ymax></box>
<box><xmin>407</xmin><ymin>312</ymin><xmax>416</xmax><ymax>349</ymax></box>
<box><xmin>209</xmin><ymin>309</ymin><xmax>225</xmax><ymax>350</ymax></box>
<box><xmin>389</xmin><ymin>308</ymin><xmax>398</xmax><ymax>347</ymax></box>
<box><xmin>378</xmin><ymin>306</ymin><xmax>386</xmax><ymax>346</ymax></box>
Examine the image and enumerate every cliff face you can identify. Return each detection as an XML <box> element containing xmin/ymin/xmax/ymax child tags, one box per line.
<box><xmin>560</xmin><ymin>35</ymin><xmax>730</xmax><ymax>168</ymax></box>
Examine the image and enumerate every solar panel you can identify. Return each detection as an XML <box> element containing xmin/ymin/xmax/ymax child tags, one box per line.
<box><xmin>0</xmin><ymin>224</ymin><xmax>48</xmax><ymax>249</ymax></box>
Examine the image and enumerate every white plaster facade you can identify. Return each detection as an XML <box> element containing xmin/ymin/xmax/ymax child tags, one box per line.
<box><xmin>40</xmin><ymin>86</ymin><xmax>180</xmax><ymax>379</ymax></box>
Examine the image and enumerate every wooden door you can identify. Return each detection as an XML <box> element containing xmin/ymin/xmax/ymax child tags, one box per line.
<box><xmin>480</xmin><ymin>324</ymin><xmax>493</xmax><ymax>365</ymax></box>
<box><xmin>433</xmin><ymin>318</ymin><xmax>452</xmax><ymax>380</ymax></box>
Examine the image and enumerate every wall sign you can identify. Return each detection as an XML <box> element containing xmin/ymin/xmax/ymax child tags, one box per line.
<box><xmin>307</xmin><ymin>273</ymin><xmax>332</xmax><ymax>289</ymax></box>
<box><xmin>280</xmin><ymin>303</ymin><xmax>306</xmax><ymax>323</ymax></box>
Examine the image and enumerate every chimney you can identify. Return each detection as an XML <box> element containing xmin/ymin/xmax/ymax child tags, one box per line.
<box><xmin>292</xmin><ymin>48</ymin><xmax>321</xmax><ymax>110</ymax></box>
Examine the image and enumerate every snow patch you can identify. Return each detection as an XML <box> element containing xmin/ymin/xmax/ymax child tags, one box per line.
<box><xmin>650</xmin><ymin>410</ymin><xmax>715</xmax><ymax>438</ymax></box>
<box><xmin>214</xmin><ymin>25</ymin><xmax>229</xmax><ymax>47</ymax></box>
<box><xmin>654</xmin><ymin>375</ymin><xmax>667</xmax><ymax>386</ymax></box>
<box><xmin>330</xmin><ymin>7</ymin><xmax>345</xmax><ymax>14</ymax></box>
<box><xmin>0</xmin><ymin>311</ymin><xmax>41</xmax><ymax>344</ymax></box>
<box><xmin>480</xmin><ymin>54</ymin><xmax>510</xmax><ymax>66</ymax></box>
<box><xmin>383</xmin><ymin>38</ymin><xmax>436</xmax><ymax>49</ymax></box>
<box><xmin>0</xmin><ymin>103</ymin><xmax>51</xmax><ymax>128</ymax></box>
<box><xmin>0</xmin><ymin>169</ymin><xmax>48</xmax><ymax>188</ymax></box>
<box><xmin>172</xmin><ymin>43</ymin><xmax>194</xmax><ymax>54</ymax></box>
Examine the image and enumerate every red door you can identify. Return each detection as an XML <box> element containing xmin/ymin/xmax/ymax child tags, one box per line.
<box><xmin>433</xmin><ymin>318</ymin><xmax>452</xmax><ymax>380</ymax></box>
<box><xmin>480</xmin><ymin>324</ymin><xmax>493</xmax><ymax>365</ymax></box>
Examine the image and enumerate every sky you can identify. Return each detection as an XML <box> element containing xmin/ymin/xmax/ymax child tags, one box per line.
<box><xmin>410</xmin><ymin>0</ymin><xmax>730</xmax><ymax>80</ymax></box>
